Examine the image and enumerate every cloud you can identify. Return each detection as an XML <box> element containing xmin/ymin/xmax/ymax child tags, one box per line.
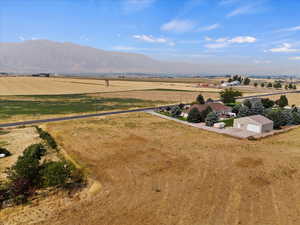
<box><xmin>197</xmin><ymin>23</ymin><xmax>220</xmax><ymax>31</ymax></box>
<box><xmin>289</xmin><ymin>56</ymin><xmax>300</xmax><ymax>60</ymax></box>
<box><xmin>269</xmin><ymin>43</ymin><xmax>299</xmax><ymax>53</ymax></box>
<box><xmin>276</xmin><ymin>26</ymin><xmax>300</xmax><ymax>32</ymax></box>
<box><xmin>133</xmin><ymin>34</ymin><xmax>175</xmax><ymax>46</ymax></box>
<box><xmin>227</xmin><ymin>5</ymin><xmax>255</xmax><ymax>17</ymax></box>
<box><xmin>229</xmin><ymin>36</ymin><xmax>256</xmax><ymax>43</ymax></box>
<box><xmin>204</xmin><ymin>36</ymin><xmax>256</xmax><ymax>48</ymax></box>
<box><xmin>123</xmin><ymin>0</ymin><xmax>155</xmax><ymax>13</ymax></box>
<box><xmin>18</xmin><ymin>36</ymin><xmax>25</xmax><ymax>41</ymax></box>
<box><xmin>161</xmin><ymin>19</ymin><xmax>196</xmax><ymax>33</ymax></box>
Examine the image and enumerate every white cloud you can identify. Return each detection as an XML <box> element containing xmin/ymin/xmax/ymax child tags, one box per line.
<box><xmin>161</xmin><ymin>19</ymin><xmax>196</xmax><ymax>33</ymax></box>
<box><xmin>123</xmin><ymin>0</ymin><xmax>155</xmax><ymax>13</ymax></box>
<box><xmin>269</xmin><ymin>43</ymin><xmax>299</xmax><ymax>53</ymax></box>
<box><xmin>229</xmin><ymin>36</ymin><xmax>256</xmax><ymax>43</ymax></box>
<box><xmin>204</xmin><ymin>36</ymin><xmax>256</xmax><ymax>48</ymax></box>
<box><xmin>197</xmin><ymin>23</ymin><xmax>220</xmax><ymax>31</ymax></box>
<box><xmin>133</xmin><ymin>34</ymin><xmax>175</xmax><ymax>46</ymax></box>
<box><xmin>276</xmin><ymin>26</ymin><xmax>300</xmax><ymax>32</ymax></box>
<box><xmin>227</xmin><ymin>5</ymin><xmax>254</xmax><ymax>17</ymax></box>
<box><xmin>289</xmin><ymin>56</ymin><xmax>300</xmax><ymax>60</ymax></box>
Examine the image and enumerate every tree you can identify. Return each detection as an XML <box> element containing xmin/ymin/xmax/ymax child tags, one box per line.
<box><xmin>293</xmin><ymin>84</ymin><xmax>297</xmax><ymax>90</ymax></box>
<box><xmin>232</xmin><ymin>104</ymin><xmax>242</xmax><ymax>114</ymax></box>
<box><xmin>273</xmin><ymin>81</ymin><xmax>282</xmax><ymax>89</ymax></box>
<box><xmin>285</xmin><ymin>84</ymin><xmax>289</xmax><ymax>90</ymax></box>
<box><xmin>288</xmin><ymin>83</ymin><xmax>293</xmax><ymax>89</ymax></box>
<box><xmin>254</xmin><ymin>82</ymin><xmax>258</xmax><ymax>87</ymax></box>
<box><xmin>276</xmin><ymin>95</ymin><xmax>288</xmax><ymax>108</ymax></box>
<box><xmin>200</xmin><ymin>106</ymin><xmax>213</xmax><ymax>122</ymax></box>
<box><xmin>267</xmin><ymin>82</ymin><xmax>273</xmax><ymax>88</ymax></box>
<box><xmin>205</xmin><ymin>112</ymin><xmax>218</xmax><ymax>127</ymax></box>
<box><xmin>40</xmin><ymin>161</ymin><xmax>71</xmax><ymax>187</ymax></box>
<box><xmin>196</xmin><ymin>94</ymin><xmax>205</xmax><ymax>104</ymax></box>
<box><xmin>219</xmin><ymin>88</ymin><xmax>242</xmax><ymax>104</ymax></box>
<box><xmin>243</xmin><ymin>77</ymin><xmax>251</xmax><ymax>85</ymax></box>
<box><xmin>250</xmin><ymin>102</ymin><xmax>265</xmax><ymax>115</ymax></box>
<box><xmin>187</xmin><ymin>108</ymin><xmax>202</xmax><ymax>123</ymax></box>
<box><xmin>264</xmin><ymin>109</ymin><xmax>282</xmax><ymax>129</ymax></box>
<box><xmin>261</xmin><ymin>83</ymin><xmax>265</xmax><ymax>88</ymax></box>
<box><xmin>293</xmin><ymin>112</ymin><xmax>300</xmax><ymax>125</ymax></box>
<box><xmin>238</xmin><ymin>105</ymin><xmax>250</xmax><ymax>117</ymax></box>
<box><xmin>206</xmin><ymin>98</ymin><xmax>214</xmax><ymax>103</ymax></box>
<box><xmin>261</xmin><ymin>98</ymin><xmax>275</xmax><ymax>108</ymax></box>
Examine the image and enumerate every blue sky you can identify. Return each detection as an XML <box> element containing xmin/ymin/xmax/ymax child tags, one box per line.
<box><xmin>1</xmin><ymin>0</ymin><xmax>300</xmax><ymax>74</ymax></box>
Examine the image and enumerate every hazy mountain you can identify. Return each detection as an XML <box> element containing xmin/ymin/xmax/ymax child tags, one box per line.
<box><xmin>0</xmin><ymin>40</ymin><xmax>198</xmax><ymax>74</ymax></box>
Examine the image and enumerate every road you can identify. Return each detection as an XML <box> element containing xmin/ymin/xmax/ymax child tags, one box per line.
<box><xmin>0</xmin><ymin>90</ymin><xmax>299</xmax><ymax>128</ymax></box>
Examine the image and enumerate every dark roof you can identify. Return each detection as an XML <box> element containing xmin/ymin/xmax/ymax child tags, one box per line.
<box><xmin>189</xmin><ymin>103</ymin><xmax>232</xmax><ymax>113</ymax></box>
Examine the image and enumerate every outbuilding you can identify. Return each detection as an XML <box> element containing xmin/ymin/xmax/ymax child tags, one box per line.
<box><xmin>233</xmin><ymin>115</ymin><xmax>273</xmax><ymax>134</ymax></box>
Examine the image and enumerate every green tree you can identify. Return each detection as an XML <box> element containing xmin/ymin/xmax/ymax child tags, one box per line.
<box><xmin>288</xmin><ymin>83</ymin><xmax>293</xmax><ymax>89</ymax></box>
<box><xmin>243</xmin><ymin>99</ymin><xmax>252</xmax><ymax>108</ymax></box>
<box><xmin>243</xmin><ymin>77</ymin><xmax>251</xmax><ymax>85</ymax></box>
<box><xmin>267</xmin><ymin>82</ymin><xmax>273</xmax><ymax>88</ymax></box>
<box><xmin>219</xmin><ymin>88</ymin><xmax>242</xmax><ymax>104</ymax></box>
<box><xmin>276</xmin><ymin>95</ymin><xmax>289</xmax><ymax>108</ymax></box>
<box><xmin>261</xmin><ymin>98</ymin><xmax>275</xmax><ymax>108</ymax></box>
<box><xmin>264</xmin><ymin>109</ymin><xmax>282</xmax><ymax>129</ymax></box>
<box><xmin>273</xmin><ymin>81</ymin><xmax>282</xmax><ymax>89</ymax></box>
<box><xmin>200</xmin><ymin>106</ymin><xmax>213</xmax><ymax>122</ymax></box>
<box><xmin>250</xmin><ymin>102</ymin><xmax>265</xmax><ymax>115</ymax></box>
<box><xmin>205</xmin><ymin>112</ymin><xmax>219</xmax><ymax>127</ymax></box>
<box><xmin>187</xmin><ymin>108</ymin><xmax>202</xmax><ymax>123</ymax></box>
<box><xmin>254</xmin><ymin>82</ymin><xmax>258</xmax><ymax>87</ymax></box>
<box><xmin>40</xmin><ymin>161</ymin><xmax>71</xmax><ymax>187</ymax></box>
<box><xmin>260</xmin><ymin>83</ymin><xmax>265</xmax><ymax>88</ymax></box>
<box><xmin>237</xmin><ymin>105</ymin><xmax>250</xmax><ymax>117</ymax></box>
<box><xmin>196</xmin><ymin>94</ymin><xmax>205</xmax><ymax>104</ymax></box>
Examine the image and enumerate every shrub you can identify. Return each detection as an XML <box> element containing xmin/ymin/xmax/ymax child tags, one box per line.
<box><xmin>0</xmin><ymin>148</ymin><xmax>11</xmax><ymax>157</ymax></box>
<box><xmin>187</xmin><ymin>108</ymin><xmax>202</xmax><ymax>123</ymax></box>
<box><xmin>40</xmin><ymin>161</ymin><xmax>71</xmax><ymax>187</ymax></box>
<box><xmin>250</xmin><ymin>102</ymin><xmax>265</xmax><ymax>115</ymax></box>
<box><xmin>293</xmin><ymin>112</ymin><xmax>300</xmax><ymax>125</ymax></box>
<box><xmin>205</xmin><ymin>112</ymin><xmax>218</xmax><ymax>127</ymax></box>
<box><xmin>264</xmin><ymin>109</ymin><xmax>282</xmax><ymax>129</ymax></box>
<box><xmin>232</xmin><ymin>104</ymin><xmax>242</xmax><ymax>114</ymax></box>
<box><xmin>243</xmin><ymin>99</ymin><xmax>252</xmax><ymax>108</ymax></box>
<box><xmin>8</xmin><ymin>178</ymin><xmax>34</xmax><ymax>204</ymax></box>
<box><xmin>200</xmin><ymin>106</ymin><xmax>213</xmax><ymax>122</ymax></box>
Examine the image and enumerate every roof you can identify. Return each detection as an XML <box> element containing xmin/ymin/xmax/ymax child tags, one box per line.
<box><xmin>189</xmin><ymin>103</ymin><xmax>232</xmax><ymax>113</ymax></box>
<box><xmin>237</xmin><ymin>115</ymin><xmax>273</xmax><ymax>125</ymax></box>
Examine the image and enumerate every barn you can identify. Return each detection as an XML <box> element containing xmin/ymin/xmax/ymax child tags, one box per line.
<box><xmin>233</xmin><ymin>115</ymin><xmax>274</xmax><ymax>134</ymax></box>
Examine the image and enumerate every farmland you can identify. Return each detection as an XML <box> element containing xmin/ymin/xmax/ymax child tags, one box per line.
<box><xmin>2</xmin><ymin>112</ymin><xmax>300</xmax><ymax>225</ymax></box>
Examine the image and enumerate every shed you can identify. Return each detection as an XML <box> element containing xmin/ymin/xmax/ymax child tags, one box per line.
<box><xmin>233</xmin><ymin>115</ymin><xmax>273</xmax><ymax>134</ymax></box>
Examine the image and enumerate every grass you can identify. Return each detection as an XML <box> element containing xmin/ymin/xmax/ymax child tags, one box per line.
<box><xmin>222</xmin><ymin>118</ymin><xmax>234</xmax><ymax>127</ymax></box>
<box><xmin>0</xmin><ymin>95</ymin><xmax>166</xmax><ymax>120</ymax></box>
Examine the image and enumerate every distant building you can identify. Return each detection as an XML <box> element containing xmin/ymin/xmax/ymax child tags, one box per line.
<box><xmin>233</xmin><ymin>115</ymin><xmax>273</xmax><ymax>134</ymax></box>
<box><xmin>32</xmin><ymin>73</ymin><xmax>51</xmax><ymax>77</ymax></box>
<box><xmin>221</xmin><ymin>81</ymin><xmax>241</xmax><ymax>87</ymax></box>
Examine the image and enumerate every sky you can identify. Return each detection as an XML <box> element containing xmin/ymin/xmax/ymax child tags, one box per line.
<box><xmin>1</xmin><ymin>0</ymin><xmax>300</xmax><ymax>75</ymax></box>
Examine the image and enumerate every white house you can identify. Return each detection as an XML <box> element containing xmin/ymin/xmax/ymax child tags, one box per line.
<box><xmin>233</xmin><ymin>115</ymin><xmax>274</xmax><ymax>134</ymax></box>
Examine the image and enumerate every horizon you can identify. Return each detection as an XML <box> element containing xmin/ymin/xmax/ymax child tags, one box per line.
<box><xmin>1</xmin><ymin>0</ymin><xmax>300</xmax><ymax>74</ymax></box>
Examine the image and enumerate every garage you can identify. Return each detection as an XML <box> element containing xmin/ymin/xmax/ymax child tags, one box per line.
<box><xmin>233</xmin><ymin>115</ymin><xmax>274</xmax><ymax>134</ymax></box>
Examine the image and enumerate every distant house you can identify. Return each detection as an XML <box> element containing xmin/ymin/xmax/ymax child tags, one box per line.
<box><xmin>189</xmin><ymin>102</ymin><xmax>232</xmax><ymax>115</ymax></box>
<box><xmin>221</xmin><ymin>81</ymin><xmax>241</xmax><ymax>87</ymax></box>
<box><xmin>32</xmin><ymin>73</ymin><xmax>51</xmax><ymax>77</ymax></box>
<box><xmin>233</xmin><ymin>115</ymin><xmax>273</xmax><ymax>134</ymax></box>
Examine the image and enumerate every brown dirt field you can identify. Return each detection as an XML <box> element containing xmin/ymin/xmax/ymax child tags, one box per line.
<box><xmin>267</xmin><ymin>93</ymin><xmax>300</xmax><ymax>106</ymax></box>
<box><xmin>0</xmin><ymin>127</ymin><xmax>40</xmax><ymax>180</ymax></box>
<box><xmin>0</xmin><ymin>77</ymin><xmax>222</xmax><ymax>95</ymax></box>
<box><xmin>2</xmin><ymin>113</ymin><xmax>300</xmax><ymax>225</ymax></box>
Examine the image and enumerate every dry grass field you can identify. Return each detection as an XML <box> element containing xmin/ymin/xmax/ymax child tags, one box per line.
<box><xmin>2</xmin><ymin>112</ymin><xmax>300</xmax><ymax>225</ymax></box>
<box><xmin>268</xmin><ymin>93</ymin><xmax>300</xmax><ymax>106</ymax></box>
<box><xmin>0</xmin><ymin>77</ymin><xmax>222</xmax><ymax>95</ymax></box>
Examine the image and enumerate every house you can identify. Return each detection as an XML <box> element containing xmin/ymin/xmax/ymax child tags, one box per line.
<box><xmin>189</xmin><ymin>103</ymin><xmax>232</xmax><ymax>116</ymax></box>
<box><xmin>221</xmin><ymin>81</ymin><xmax>241</xmax><ymax>87</ymax></box>
<box><xmin>233</xmin><ymin>115</ymin><xmax>273</xmax><ymax>134</ymax></box>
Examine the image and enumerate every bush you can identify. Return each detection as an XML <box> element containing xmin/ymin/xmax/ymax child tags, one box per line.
<box><xmin>205</xmin><ymin>112</ymin><xmax>218</xmax><ymax>127</ymax></box>
<box><xmin>8</xmin><ymin>178</ymin><xmax>33</xmax><ymax>204</ymax></box>
<box><xmin>250</xmin><ymin>102</ymin><xmax>265</xmax><ymax>115</ymax></box>
<box><xmin>200</xmin><ymin>106</ymin><xmax>213</xmax><ymax>122</ymax></box>
<box><xmin>0</xmin><ymin>148</ymin><xmax>11</xmax><ymax>157</ymax></box>
<box><xmin>36</xmin><ymin>127</ymin><xmax>57</xmax><ymax>149</ymax></box>
<box><xmin>237</xmin><ymin>105</ymin><xmax>250</xmax><ymax>117</ymax></box>
<box><xmin>293</xmin><ymin>112</ymin><xmax>300</xmax><ymax>125</ymax></box>
<box><xmin>40</xmin><ymin>161</ymin><xmax>71</xmax><ymax>187</ymax></box>
<box><xmin>264</xmin><ymin>109</ymin><xmax>283</xmax><ymax>129</ymax></box>
<box><xmin>276</xmin><ymin>95</ymin><xmax>289</xmax><ymax>108</ymax></box>
<box><xmin>187</xmin><ymin>108</ymin><xmax>202</xmax><ymax>123</ymax></box>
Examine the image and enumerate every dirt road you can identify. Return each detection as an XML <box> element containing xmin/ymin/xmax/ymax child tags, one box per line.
<box><xmin>2</xmin><ymin>113</ymin><xmax>300</xmax><ymax>225</ymax></box>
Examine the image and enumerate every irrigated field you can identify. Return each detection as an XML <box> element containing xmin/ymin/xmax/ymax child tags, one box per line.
<box><xmin>2</xmin><ymin>113</ymin><xmax>300</xmax><ymax>225</ymax></box>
